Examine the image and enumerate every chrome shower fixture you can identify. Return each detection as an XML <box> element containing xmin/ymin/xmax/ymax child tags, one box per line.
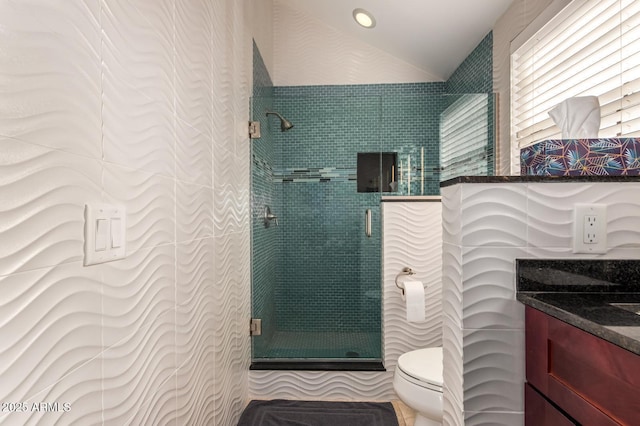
<box><xmin>266</xmin><ymin>111</ymin><xmax>294</xmax><ymax>132</ymax></box>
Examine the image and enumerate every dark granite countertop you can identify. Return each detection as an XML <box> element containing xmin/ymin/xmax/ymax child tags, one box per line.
<box><xmin>516</xmin><ymin>259</ymin><xmax>640</xmax><ymax>356</ymax></box>
<box><xmin>440</xmin><ymin>175</ymin><xmax>640</xmax><ymax>188</ymax></box>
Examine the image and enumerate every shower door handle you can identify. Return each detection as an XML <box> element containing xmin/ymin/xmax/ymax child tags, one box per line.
<box><xmin>365</xmin><ymin>209</ymin><xmax>372</xmax><ymax>238</ymax></box>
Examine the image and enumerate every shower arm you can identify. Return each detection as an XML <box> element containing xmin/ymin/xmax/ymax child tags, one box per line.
<box><xmin>265</xmin><ymin>110</ymin><xmax>294</xmax><ymax>132</ymax></box>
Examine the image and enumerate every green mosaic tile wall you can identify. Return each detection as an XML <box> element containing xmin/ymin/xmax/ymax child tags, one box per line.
<box><xmin>446</xmin><ymin>31</ymin><xmax>495</xmax><ymax>176</ymax></box>
<box><xmin>447</xmin><ymin>32</ymin><xmax>493</xmax><ymax>93</ymax></box>
<box><xmin>269</xmin><ymin>84</ymin><xmax>446</xmax><ymax>336</ymax></box>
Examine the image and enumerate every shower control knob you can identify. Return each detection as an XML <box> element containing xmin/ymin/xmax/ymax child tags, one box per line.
<box><xmin>264</xmin><ymin>206</ymin><xmax>279</xmax><ymax>227</ymax></box>
<box><xmin>266</xmin><ymin>213</ymin><xmax>278</xmax><ymax>226</ymax></box>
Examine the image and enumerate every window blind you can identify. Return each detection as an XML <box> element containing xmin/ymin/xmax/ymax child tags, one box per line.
<box><xmin>511</xmin><ymin>0</ymin><xmax>640</xmax><ymax>174</ymax></box>
<box><xmin>440</xmin><ymin>94</ymin><xmax>489</xmax><ymax>181</ymax></box>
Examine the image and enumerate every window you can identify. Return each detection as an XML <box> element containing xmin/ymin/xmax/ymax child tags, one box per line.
<box><xmin>511</xmin><ymin>0</ymin><xmax>640</xmax><ymax>174</ymax></box>
<box><xmin>440</xmin><ymin>94</ymin><xmax>490</xmax><ymax>181</ymax></box>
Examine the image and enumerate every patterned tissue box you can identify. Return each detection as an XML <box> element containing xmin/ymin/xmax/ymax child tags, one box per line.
<box><xmin>520</xmin><ymin>138</ymin><xmax>640</xmax><ymax>176</ymax></box>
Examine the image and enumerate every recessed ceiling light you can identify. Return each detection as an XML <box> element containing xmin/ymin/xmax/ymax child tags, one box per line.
<box><xmin>353</xmin><ymin>8</ymin><xmax>376</xmax><ymax>29</ymax></box>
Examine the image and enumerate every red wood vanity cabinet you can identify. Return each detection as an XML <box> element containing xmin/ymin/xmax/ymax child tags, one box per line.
<box><xmin>525</xmin><ymin>306</ymin><xmax>640</xmax><ymax>426</ymax></box>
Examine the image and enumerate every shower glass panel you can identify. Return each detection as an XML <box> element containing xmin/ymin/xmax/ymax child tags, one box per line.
<box><xmin>251</xmin><ymin>94</ymin><xmax>383</xmax><ymax>362</ymax></box>
<box><xmin>250</xmin><ymin>92</ymin><xmax>495</xmax><ymax>365</ymax></box>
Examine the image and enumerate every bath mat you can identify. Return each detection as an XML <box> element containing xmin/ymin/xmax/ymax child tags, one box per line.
<box><xmin>237</xmin><ymin>399</ymin><xmax>399</xmax><ymax>426</ymax></box>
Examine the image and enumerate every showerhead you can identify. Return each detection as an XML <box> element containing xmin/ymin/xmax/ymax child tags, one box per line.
<box><xmin>266</xmin><ymin>111</ymin><xmax>294</xmax><ymax>132</ymax></box>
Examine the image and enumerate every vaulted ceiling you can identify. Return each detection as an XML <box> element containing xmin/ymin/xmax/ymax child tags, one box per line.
<box><xmin>278</xmin><ymin>0</ymin><xmax>515</xmax><ymax>80</ymax></box>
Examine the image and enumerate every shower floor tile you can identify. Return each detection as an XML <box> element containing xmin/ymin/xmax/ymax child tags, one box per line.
<box><xmin>257</xmin><ymin>331</ymin><xmax>381</xmax><ymax>360</ymax></box>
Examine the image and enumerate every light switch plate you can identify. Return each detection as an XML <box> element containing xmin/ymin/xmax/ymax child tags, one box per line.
<box><xmin>84</xmin><ymin>204</ymin><xmax>127</xmax><ymax>266</ymax></box>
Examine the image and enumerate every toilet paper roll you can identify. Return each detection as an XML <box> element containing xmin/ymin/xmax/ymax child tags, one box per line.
<box><xmin>403</xmin><ymin>281</ymin><xmax>425</xmax><ymax>322</ymax></box>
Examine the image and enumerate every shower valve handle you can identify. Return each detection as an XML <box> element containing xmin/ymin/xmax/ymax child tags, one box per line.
<box><xmin>264</xmin><ymin>206</ymin><xmax>278</xmax><ymax>227</ymax></box>
<box><xmin>266</xmin><ymin>213</ymin><xmax>278</xmax><ymax>227</ymax></box>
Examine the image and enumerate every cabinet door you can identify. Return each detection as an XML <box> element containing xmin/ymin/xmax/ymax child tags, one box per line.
<box><xmin>525</xmin><ymin>307</ymin><xmax>635</xmax><ymax>426</ymax></box>
<box><xmin>525</xmin><ymin>384</ymin><xmax>576</xmax><ymax>426</ymax></box>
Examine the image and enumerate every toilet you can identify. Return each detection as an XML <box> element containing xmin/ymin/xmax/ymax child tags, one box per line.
<box><xmin>393</xmin><ymin>347</ymin><xmax>443</xmax><ymax>426</ymax></box>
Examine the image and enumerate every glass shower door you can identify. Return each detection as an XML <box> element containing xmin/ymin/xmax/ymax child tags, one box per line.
<box><xmin>250</xmin><ymin>94</ymin><xmax>383</xmax><ymax>364</ymax></box>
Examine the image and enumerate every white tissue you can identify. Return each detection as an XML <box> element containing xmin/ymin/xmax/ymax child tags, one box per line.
<box><xmin>548</xmin><ymin>96</ymin><xmax>601</xmax><ymax>139</ymax></box>
<box><xmin>403</xmin><ymin>281</ymin><xmax>425</xmax><ymax>322</ymax></box>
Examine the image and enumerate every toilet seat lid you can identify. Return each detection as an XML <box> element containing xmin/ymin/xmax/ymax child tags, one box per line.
<box><xmin>397</xmin><ymin>347</ymin><xmax>443</xmax><ymax>388</ymax></box>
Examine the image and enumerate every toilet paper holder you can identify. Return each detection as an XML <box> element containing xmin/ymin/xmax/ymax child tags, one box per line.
<box><xmin>395</xmin><ymin>267</ymin><xmax>416</xmax><ymax>296</ymax></box>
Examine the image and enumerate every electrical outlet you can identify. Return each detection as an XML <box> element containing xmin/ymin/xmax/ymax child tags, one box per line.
<box><xmin>583</xmin><ymin>215</ymin><xmax>598</xmax><ymax>243</ymax></box>
<box><xmin>573</xmin><ymin>204</ymin><xmax>607</xmax><ymax>254</ymax></box>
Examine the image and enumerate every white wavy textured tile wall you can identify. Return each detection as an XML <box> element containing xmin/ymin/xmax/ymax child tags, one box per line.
<box><xmin>442</xmin><ymin>181</ymin><xmax>640</xmax><ymax>425</ymax></box>
<box><xmin>1</xmin><ymin>0</ymin><xmax>251</xmax><ymax>424</ymax></box>
<box><xmin>236</xmin><ymin>226</ymin><xmax>253</xmax><ymax>406</ymax></box>
<box><xmin>0</xmin><ymin>139</ymin><xmax>102</xmax><ymax>277</ymax></box>
<box><xmin>214</xmin><ymin>145</ymin><xmax>245</xmax><ymax>236</ymax></box>
<box><xmin>102</xmin><ymin>82</ymin><xmax>176</xmax><ymax>177</ymax></box>
<box><xmin>442</xmin><ymin>390</ymin><xmax>464</xmax><ymax>426</ymax></box>
<box><xmin>101</xmin><ymin>245</ymin><xmax>175</xmax><ymax>350</ymax></box>
<box><xmin>101</xmin><ymin>0</ymin><xmax>174</xmax><ymax>104</ymax></box>
<box><xmin>463</xmin><ymin>329</ymin><xmax>524</xmax><ymax>413</ymax></box>
<box><xmin>19</xmin><ymin>358</ymin><xmax>103</xmax><ymax>426</ymax></box>
<box><xmin>176</xmin><ymin>0</ymin><xmax>213</xmax><ymax>136</ymax></box>
<box><xmin>176</xmin><ymin>239</ymin><xmax>215</xmax><ymax>425</ymax></box>
<box><xmin>442</xmin><ymin>244</ymin><xmax>463</xmax><ymax>415</ymax></box>
<box><xmin>0</xmin><ymin>262</ymin><xmax>103</xmax><ymax>425</ymax></box>
<box><xmin>442</xmin><ymin>244</ymin><xmax>463</xmax><ymax>330</ymax></box>
<box><xmin>104</xmin><ymin>164</ymin><xmax>175</xmax><ymax>253</ymax></box>
<box><xmin>382</xmin><ymin>202</ymin><xmax>443</xmax><ymax>373</ymax></box>
<box><xmin>249</xmin><ymin>371</ymin><xmax>396</xmax><ymax>401</ymax></box>
<box><xmin>102</xmin><ymin>315</ymin><xmax>177</xmax><ymax>425</ymax></box>
<box><xmin>462</xmin><ymin>247</ymin><xmax>526</xmax><ymax>330</ymax></box>
<box><xmin>229</xmin><ymin>3</ymin><xmax>252</xmax><ymax>417</ymax></box>
<box><xmin>102</xmin><ymin>246</ymin><xmax>176</xmax><ymax>425</ymax></box>
<box><xmin>211</xmin><ymin>0</ymin><xmax>234</xmax><ymax>154</ymax></box>
<box><xmin>527</xmin><ymin>183</ymin><xmax>640</xmax><ymax>249</ymax></box>
<box><xmin>176</xmin><ymin>119</ymin><xmax>213</xmax><ymax>187</ymax></box>
<box><xmin>597</xmin><ymin>183</ymin><xmax>640</xmax><ymax>249</ymax></box>
<box><xmin>273</xmin><ymin>2</ymin><xmax>440</xmax><ymax>86</ymax></box>
<box><xmin>442</xmin><ymin>184</ymin><xmax>465</xmax><ymax>426</ymax></box>
<box><xmin>455</xmin><ymin>184</ymin><xmax>528</xmax><ymax>423</ymax></box>
<box><xmin>460</xmin><ymin>184</ymin><xmax>527</xmax><ymax>247</ymax></box>
<box><xmin>0</xmin><ymin>1</ymin><xmax>102</xmax><ymax>159</ymax></box>
<box><xmin>214</xmin><ymin>231</ymin><xmax>243</xmax><ymax>423</ymax></box>
<box><xmin>176</xmin><ymin>239</ymin><xmax>214</xmax><ymax>365</ymax></box>
<box><xmin>177</xmin><ymin>181</ymin><xmax>214</xmax><ymax>243</ymax></box>
<box><xmin>526</xmin><ymin>183</ymin><xmax>599</xmax><ymax>248</ymax></box>
<box><xmin>101</xmin><ymin>0</ymin><xmax>175</xmax><ymax>177</ymax></box>
<box><xmin>442</xmin><ymin>185</ymin><xmax>462</xmax><ymax>246</ymax></box>
<box><xmin>465</xmin><ymin>411</ymin><xmax>524</xmax><ymax>426</ymax></box>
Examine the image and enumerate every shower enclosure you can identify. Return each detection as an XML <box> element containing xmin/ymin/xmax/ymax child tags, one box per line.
<box><xmin>251</xmin><ymin>93</ymin><xmax>385</xmax><ymax>368</ymax></box>
<box><xmin>250</xmin><ymin>89</ymin><xmax>494</xmax><ymax>368</ymax></box>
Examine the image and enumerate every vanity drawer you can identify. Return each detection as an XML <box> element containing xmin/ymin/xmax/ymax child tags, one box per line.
<box><xmin>526</xmin><ymin>306</ymin><xmax>640</xmax><ymax>425</ymax></box>
<box><xmin>525</xmin><ymin>383</ymin><xmax>575</xmax><ymax>426</ymax></box>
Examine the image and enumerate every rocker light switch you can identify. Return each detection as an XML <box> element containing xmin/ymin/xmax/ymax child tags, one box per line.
<box><xmin>95</xmin><ymin>219</ymin><xmax>108</xmax><ymax>251</ymax></box>
<box><xmin>84</xmin><ymin>204</ymin><xmax>127</xmax><ymax>266</ymax></box>
<box><xmin>111</xmin><ymin>218</ymin><xmax>122</xmax><ymax>248</ymax></box>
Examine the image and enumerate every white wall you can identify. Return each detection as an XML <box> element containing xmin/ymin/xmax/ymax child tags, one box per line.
<box><xmin>250</xmin><ymin>0</ymin><xmax>275</xmax><ymax>79</ymax></box>
<box><xmin>0</xmin><ymin>0</ymin><xmax>254</xmax><ymax>424</ymax></box>
<box><xmin>441</xmin><ymin>181</ymin><xmax>640</xmax><ymax>426</ymax></box>
<box><xmin>272</xmin><ymin>0</ymin><xmax>439</xmax><ymax>86</ymax></box>
<box><xmin>249</xmin><ymin>200</ymin><xmax>443</xmax><ymax>400</ymax></box>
